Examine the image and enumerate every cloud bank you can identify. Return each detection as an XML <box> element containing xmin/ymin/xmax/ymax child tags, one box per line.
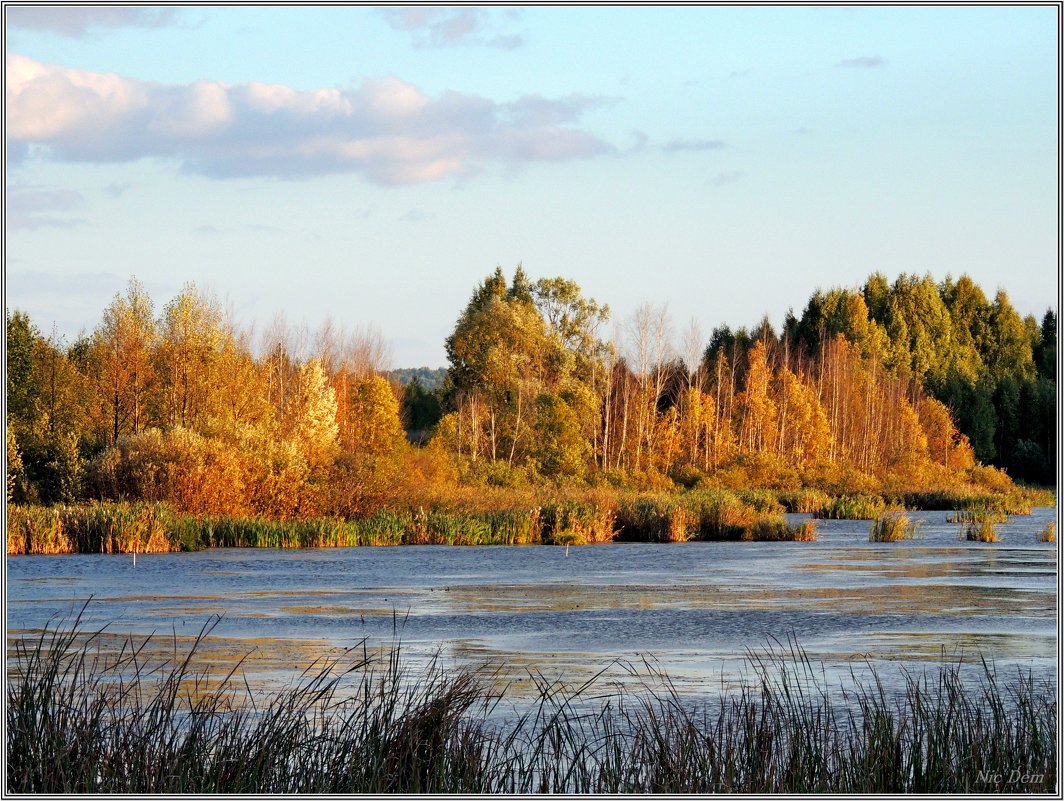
<box><xmin>6</xmin><ymin>54</ymin><xmax>612</xmax><ymax>185</ymax></box>
<box><xmin>380</xmin><ymin>7</ymin><xmax>524</xmax><ymax>49</ymax></box>
<box><xmin>7</xmin><ymin>186</ymin><xmax>87</xmax><ymax>229</ymax></box>
<box><xmin>6</xmin><ymin>7</ymin><xmax>177</xmax><ymax>37</ymax></box>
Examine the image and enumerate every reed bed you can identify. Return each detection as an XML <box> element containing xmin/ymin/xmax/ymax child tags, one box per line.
<box><xmin>869</xmin><ymin>513</ymin><xmax>922</xmax><ymax>543</ymax></box>
<box><xmin>776</xmin><ymin>488</ymin><xmax>831</xmax><ymax>515</ymax></box>
<box><xmin>539</xmin><ymin>499</ymin><xmax>616</xmax><ymax>544</ymax></box>
<box><xmin>946</xmin><ymin>510</ymin><xmax>1008</xmax><ymax>524</ymax></box>
<box><xmin>6</xmin><ymin>503</ymin><xmax>179</xmax><ymax>555</ymax></box>
<box><xmin>8</xmin><ymin>492</ymin><xmax>821</xmax><ymax>554</ymax></box>
<box><xmin>612</xmin><ymin>491</ymin><xmax>813</xmax><ymax>543</ymax></box>
<box><xmin>901</xmin><ymin>489</ymin><xmax>1042</xmax><ymax>516</ymax></box>
<box><xmin>7</xmin><ymin>616</ymin><xmax>1056</xmax><ymax>794</ymax></box>
<box><xmin>733</xmin><ymin>488</ymin><xmax>786</xmax><ymax>515</ymax></box>
<box><xmin>819</xmin><ymin>495</ymin><xmax>889</xmax><ymax>520</ymax></box>
<box><xmin>964</xmin><ymin>519</ymin><xmax>1000</xmax><ymax>544</ymax></box>
<box><xmin>614</xmin><ymin>494</ymin><xmax>696</xmax><ymax>542</ymax></box>
<box><xmin>1038</xmin><ymin>521</ymin><xmax>1055</xmax><ymax>543</ymax></box>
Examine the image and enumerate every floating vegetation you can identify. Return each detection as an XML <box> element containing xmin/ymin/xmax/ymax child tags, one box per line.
<box><xmin>6</xmin><ymin>613</ymin><xmax>1056</xmax><ymax>794</ymax></box>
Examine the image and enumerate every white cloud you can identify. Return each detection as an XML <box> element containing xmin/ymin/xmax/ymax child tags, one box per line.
<box><xmin>6</xmin><ymin>54</ymin><xmax>612</xmax><ymax>185</ymax></box>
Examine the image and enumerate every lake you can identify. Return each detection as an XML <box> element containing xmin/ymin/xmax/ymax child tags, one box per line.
<box><xmin>6</xmin><ymin>507</ymin><xmax>1057</xmax><ymax>698</ymax></box>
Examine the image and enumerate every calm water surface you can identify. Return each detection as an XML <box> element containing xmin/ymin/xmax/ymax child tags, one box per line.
<box><xmin>7</xmin><ymin>507</ymin><xmax>1058</xmax><ymax>696</ymax></box>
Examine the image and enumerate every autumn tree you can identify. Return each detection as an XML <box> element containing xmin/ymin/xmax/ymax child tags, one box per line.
<box><xmin>442</xmin><ymin>266</ymin><xmax>608</xmax><ymax>479</ymax></box>
<box><xmin>283</xmin><ymin>358</ymin><xmax>339</xmax><ymax>476</ymax></box>
<box><xmin>735</xmin><ymin>340</ymin><xmax>777</xmax><ymax>455</ymax></box>
<box><xmin>330</xmin><ymin>374</ymin><xmax>406</xmax><ymax>515</ymax></box>
<box><xmin>155</xmin><ymin>284</ymin><xmax>224</xmax><ymax>430</ymax></box>
<box><xmin>95</xmin><ymin>278</ymin><xmax>156</xmax><ymax>444</ymax></box>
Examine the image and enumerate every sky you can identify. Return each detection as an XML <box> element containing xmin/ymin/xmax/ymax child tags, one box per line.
<box><xmin>5</xmin><ymin>5</ymin><xmax>1059</xmax><ymax>367</ymax></box>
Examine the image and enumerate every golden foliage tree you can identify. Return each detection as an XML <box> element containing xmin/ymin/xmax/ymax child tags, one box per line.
<box><xmin>96</xmin><ymin>278</ymin><xmax>155</xmax><ymax>444</ymax></box>
<box><xmin>283</xmin><ymin>358</ymin><xmax>339</xmax><ymax>476</ymax></box>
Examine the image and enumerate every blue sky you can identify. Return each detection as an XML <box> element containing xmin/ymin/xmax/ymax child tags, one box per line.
<box><xmin>5</xmin><ymin>5</ymin><xmax>1058</xmax><ymax>367</ymax></box>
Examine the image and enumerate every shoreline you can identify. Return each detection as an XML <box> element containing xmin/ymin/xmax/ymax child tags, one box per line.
<box><xmin>6</xmin><ymin>485</ymin><xmax>1054</xmax><ymax>555</ymax></box>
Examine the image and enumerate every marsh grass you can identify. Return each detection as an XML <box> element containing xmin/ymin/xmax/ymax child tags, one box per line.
<box><xmin>869</xmin><ymin>513</ymin><xmax>922</xmax><ymax>543</ymax></box>
<box><xmin>902</xmin><ymin>490</ymin><xmax>1040</xmax><ymax>516</ymax></box>
<box><xmin>789</xmin><ymin>519</ymin><xmax>818</xmax><ymax>542</ymax></box>
<box><xmin>946</xmin><ymin>510</ymin><xmax>1008</xmax><ymax>524</ymax></box>
<box><xmin>10</xmin><ymin>492</ymin><xmax>822</xmax><ymax>553</ymax></box>
<box><xmin>777</xmin><ymin>489</ymin><xmax>831</xmax><ymax>515</ymax></box>
<box><xmin>7</xmin><ymin>615</ymin><xmax>1055</xmax><ymax>794</ymax></box>
<box><xmin>1038</xmin><ymin>521</ymin><xmax>1056</xmax><ymax>543</ymax></box>
<box><xmin>10</xmin><ymin>483</ymin><xmax>1046</xmax><ymax>554</ymax></box>
<box><xmin>964</xmin><ymin>519</ymin><xmax>1000</xmax><ymax>543</ymax></box>
<box><xmin>820</xmin><ymin>495</ymin><xmax>889</xmax><ymax>520</ymax></box>
<box><xmin>612</xmin><ymin>491</ymin><xmax>813</xmax><ymax>543</ymax></box>
<box><xmin>6</xmin><ymin>503</ymin><xmax>180</xmax><ymax>555</ymax></box>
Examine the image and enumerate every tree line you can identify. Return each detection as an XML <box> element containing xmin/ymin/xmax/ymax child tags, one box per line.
<box><xmin>5</xmin><ymin>268</ymin><xmax>1055</xmax><ymax>518</ymax></box>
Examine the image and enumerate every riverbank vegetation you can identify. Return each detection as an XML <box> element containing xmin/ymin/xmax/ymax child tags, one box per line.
<box><xmin>6</xmin><ymin>268</ymin><xmax>1054</xmax><ymax>551</ymax></box>
<box><xmin>7</xmin><ymin>487</ymin><xmax>828</xmax><ymax>553</ymax></box>
<box><xmin>6</xmin><ymin>615</ymin><xmax>1056</xmax><ymax>794</ymax></box>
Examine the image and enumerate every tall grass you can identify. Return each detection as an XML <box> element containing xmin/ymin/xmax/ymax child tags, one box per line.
<box><xmin>9</xmin><ymin>493</ymin><xmax>821</xmax><ymax>554</ymax></box>
<box><xmin>6</xmin><ymin>503</ymin><xmax>179</xmax><ymax>555</ymax></box>
<box><xmin>612</xmin><ymin>491</ymin><xmax>813</xmax><ymax>543</ymax></box>
<box><xmin>964</xmin><ymin>519</ymin><xmax>1000</xmax><ymax>544</ymax></box>
<box><xmin>819</xmin><ymin>495</ymin><xmax>889</xmax><ymax>520</ymax></box>
<box><xmin>946</xmin><ymin>510</ymin><xmax>1008</xmax><ymax>524</ymax></box>
<box><xmin>776</xmin><ymin>488</ymin><xmax>831</xmax><ymax>515</ymax></box>
<box><xmin>869</xmin><ymin>513</ymin><xmax>922</xmax><ymax>543</ymax></box>
<box><xmin>901</xmin><ymin>490</ymin><xmax>1040</xmax><ymax>516</ymax></box>
<box><xmin>7</xmin><ymin>616</ymin><xmax>1056</xmax><ymax>794</ymax></box>
<box><xmin>1038</xmin><ymin>521</ymin><xmax>1056</xmax><ymax>543</ymax></box>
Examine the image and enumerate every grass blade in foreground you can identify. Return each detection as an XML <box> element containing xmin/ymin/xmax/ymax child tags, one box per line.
<box><xmin>5</xmin><ymin>615</ymin><xmax>1057</xmax><ymax>793</ymax></box>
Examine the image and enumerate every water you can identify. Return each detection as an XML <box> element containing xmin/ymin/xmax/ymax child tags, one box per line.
<box><xmin>6</xmin><ymin>507</ymin><xmax>1057</xmax><ymax>697</ymax></box>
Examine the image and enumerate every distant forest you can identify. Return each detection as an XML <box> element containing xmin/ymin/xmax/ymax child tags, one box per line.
<box><xmin>388</xmin><ymin>367</ymin><xmax>448</xmax><ymax>391</ymax></box>
<box><xmin>6</xmin><ymin>268</ymin><xmax>1055</xmax><ymax>518</ymax></box>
